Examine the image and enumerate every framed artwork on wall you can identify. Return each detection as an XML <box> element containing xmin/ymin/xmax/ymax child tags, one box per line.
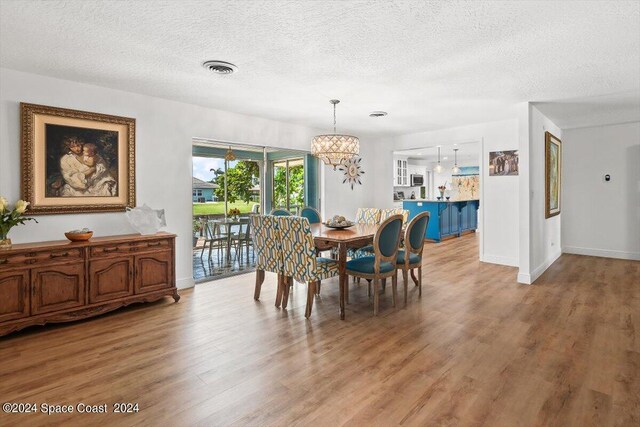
<box><xmin>21</xmin><ymin>103</ymin><xmax>136</xmax><ymax>215</ymax></box>
<box><xmin>489</xmin><ymin>150</ymin><xmax>519</xmax><ymax>176</ymax></box>
<box><xmin>545</xmin><ymin>131</ymin><xmax>562</xmax><ymax>218</ymax></box>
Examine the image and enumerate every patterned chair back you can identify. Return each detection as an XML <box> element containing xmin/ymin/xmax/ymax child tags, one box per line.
<box><xmin>277</xmin><ymin>216</ymin><xmax>318</xmax><ymax>283</ymax></box>
<box><xmin>380</xmin><ymin>208</ymin><xmax>409</xmax><ymax>224</ymax></box>
<box><xmin>250</xmin><ymin>215</ymin><xmax>283</xmax><ymax>274</ymax></box>
<box><xmin>300</xmin><ymin>206</ymin><xmax>322</xmax><ymax>224</ymax></box>
<box><xmin>355</xmin><ymin>208</ymin><xmax>381</xmax><ymax>225</ymax></box>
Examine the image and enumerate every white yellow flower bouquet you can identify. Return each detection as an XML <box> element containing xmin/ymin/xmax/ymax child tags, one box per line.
<box><xmin>0</xmin><ymin>197</ymin><xmax>38</xmax><ymax>248</ymax></box>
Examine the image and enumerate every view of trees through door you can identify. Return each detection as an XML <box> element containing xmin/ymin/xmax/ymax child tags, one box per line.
<box><xmin>272</xmin><ymin>158</ymin><xmax>304</xmax><ymax>213</ymax></box>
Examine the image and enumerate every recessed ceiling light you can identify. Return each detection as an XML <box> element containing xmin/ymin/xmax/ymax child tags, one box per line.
<box><xmin>369</xmin><ymin>111</ymin><xmax>388</xmax><ymax>117</ymax></box>
<box><xmin>416</xmin><ymin>152</ymin><xmax>422</xmax><ymax>155</ymax></box>
<box><xmin>443</xmin><ymin>156</ymin><xmax>449</xmax><ymax>160</ymax></box>
<box><xmin>202</xmin><ymin>60</ymin><xmax>237</xmax><ymax>75</ymax></box>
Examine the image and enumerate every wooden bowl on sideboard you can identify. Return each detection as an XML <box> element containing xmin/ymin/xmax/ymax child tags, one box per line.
<box><xmin>64</xmin><ymin>231</ymin><xmax>93</xmax><ymax>242</ymax></box>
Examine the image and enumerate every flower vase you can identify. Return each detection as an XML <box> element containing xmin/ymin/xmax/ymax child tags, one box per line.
<box><xmin>0</xmin><ymin>235</ymin><xmax>11</xmax><ymax>250</ymax></box>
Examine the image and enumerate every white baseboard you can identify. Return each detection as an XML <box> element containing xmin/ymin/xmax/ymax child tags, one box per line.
<box><xmin>177</xmin><ymin>277</ymin><xmax>195</xmax><ymax>289</ymax></box>
<box><xmin>519</xmin><ymin>250</ymin><xmax>562</xmax><ymax>285</ymax></box>
<box><xmin>480</xmin><ymin>254</ymin><xmax>518</xmax><ymax>267</ymax></box>
<box><xmin>517</xmin><ymin>272</ymin><xmax>532</xmax><ymax>285</ymax></box>
<box><xmin>563</xmin><ymin>246</ymin><xmax>640</xmax><ymax>261</ymax></box>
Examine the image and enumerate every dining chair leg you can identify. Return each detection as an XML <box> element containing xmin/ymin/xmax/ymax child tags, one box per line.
<box><xmin>373</xmin><ymin>278</ymin><xmax>380</xmax><ymax>316</ymax></box>
<box><xmin>367</xmin><ymin>280</ymin><xmax>371</xmax><ymax>298</ymax></box>
<box><xmin>392</xmin><ymin>273</ymin><xmax>398</xmax><ymax>308</ymax></box>
<box><xmin>381</xmin><ymin>278</ymin><xmax>386</xmax><ymax>293</ymax></box>
<box><xmin>418</xmin><ymin>266</ymin><xmax>423</xmax><ymax>296</ymax></box>
<box><xmin>254</xmin><ymin>269</ymin><xmax>265</xmax><ymax>300</ymax></box>
<box><xmin>275</xmin><ymin>274</ymin><xmax>284</xmax><ymax>308</ymax></box>
<box><xmin>200</xmin><ymin>241</ymin><xmax>206</xmax><ymax>258</ymax></box>
<box><xmin>282</xmin><ymin>277</ymin><xmax>291</xmax><ymax>309</ymax></box>
<box><xmin>305</xmin><ymin>281</ymin><xmax>317</xmax><ymax>318</ymax></box>
<box><xmin>316</xmin><ymin>281</ymin><xmax>321</xmax><ymax>296</ymax></box>
<box><xmin>411</xmin><ymin>269</ymin><xmax>419</xmax><ymax>286</ymax></box>
<box><xmin>402</xmin><ymin>268</ymin><xmax>408</xmax><ymax>306</ymax></box>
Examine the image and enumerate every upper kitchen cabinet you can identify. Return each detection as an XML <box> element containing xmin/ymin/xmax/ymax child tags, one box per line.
<box><xmin>394</xmin><ymin>156</ymin><xmax>408</xmax><ymax>186</ymax></box>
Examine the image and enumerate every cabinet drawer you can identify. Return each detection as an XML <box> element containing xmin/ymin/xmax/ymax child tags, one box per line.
<box><xmin>90</xmin><ymin>239</ymin><xmax>171</xmax><ymax>258</ymax></box>
<box><xmin>0</xmin><ymin>248</ymin><xmax>83</xmax><ymax>268</ymax></box>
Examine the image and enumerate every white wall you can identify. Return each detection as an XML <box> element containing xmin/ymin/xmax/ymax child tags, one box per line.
<box><xmin>393</xmin><ymin>119</ymin><xmax>520</xmax><ymax>267</ymax></box>
<box><xmin>519</xmin><ymin>106</ymin><xmax>563</xmax><ymax>283</ymax></box>
<box><xmin>0</xmin><ymin>68</ymin><xmax>385</xmax><ymax>288</ymax></box>
<box><xmin>562</xmin><ymin>122</ymin><xmax>640</xmax><ymax>260</ymax></box>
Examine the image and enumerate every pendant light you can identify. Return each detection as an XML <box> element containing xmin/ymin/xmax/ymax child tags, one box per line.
<box><xmin>311</xmin><ymin>99</ymin><xmax>359</xmax><ymax>170</ymax></box>
<box><xmin>434</xmin><ymin>146</ymin><xmax>443</xmax><ymax>173</ymax></box>
<box><xmin>452</xmin><ymin>148</ymin><xmax>461</xmax><ymax>174</ymax></box>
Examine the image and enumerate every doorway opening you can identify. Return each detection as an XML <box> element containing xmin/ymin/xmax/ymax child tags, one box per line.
<box><xmin>192</xmin><ymin>139</ymin><xmax>319</xmax><ymax>282</ymax></box>
<box><xmin>392</xmin><ymin>141</ymin><xmax>484</xmax><ymax>260</ymax></box>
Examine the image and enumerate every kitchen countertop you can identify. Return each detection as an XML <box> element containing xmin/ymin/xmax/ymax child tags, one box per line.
<box><xmin>402</xmin><ymin>198</ymin><xmax>479</xmax><ymax>203</ymax></box>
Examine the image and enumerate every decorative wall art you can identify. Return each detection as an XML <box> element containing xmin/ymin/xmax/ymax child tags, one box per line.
<box><xmin>452</xmin><ymin>175</ymin><xmax>479</xmax><ymax>200</ymax></box>
<box><xmin>338</xmin><ymin>156</ymin><xmax>364</xmax><ymax>190</ymax></box>
<box><xmin>489</xmin><ymin>150</ymin><xmax>519</xmax><ymax>176</ymax></box>
<box><xmin>21</xmin><ymin>103</ymin><xmax>136</xmax><ymax>214</ymax></box>
<box><xmin>545</xmin><ymin>131</ymin><xmax>562</xmax><ymax>218</ymax></box>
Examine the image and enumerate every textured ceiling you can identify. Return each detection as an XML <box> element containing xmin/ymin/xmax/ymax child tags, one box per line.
<box><xmin>1</xmin><ymin>0</ymin><xmax>639</xmax><ymax>135</ymax></box>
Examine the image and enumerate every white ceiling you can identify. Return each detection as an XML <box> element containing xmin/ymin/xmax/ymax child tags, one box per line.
<box><xmin>1</xmin><ymin>0</ymin><xmax>638</xmax><ymax>136</ymax></box>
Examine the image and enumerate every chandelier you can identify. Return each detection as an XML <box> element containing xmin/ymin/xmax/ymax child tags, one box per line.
<box><xmin>311</xmin><ymin>99</ymin><xmax>359</xmax><ymax>169</ymax></box>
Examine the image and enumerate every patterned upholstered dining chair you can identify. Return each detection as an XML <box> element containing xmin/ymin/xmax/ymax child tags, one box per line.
<box><xmin>396</xmin><ymin>211</ymin><xmax>430</xmax><ymax>305</ymax></box>
<box><xmin>345</xmin><ymin>214</ymin><xmax>403</xmax><ymax>315</ymax></box>
<box><xmin>355</xmin><ymin>208</ymin><xmax>381</xmax><ymax>225</ymax></box>
<box><xmin>269</xmin><ymin>208</ymin><xmax>291</xmax><ymax>216</ymax></box>
<box><xmin>380</xmin><ymin>208</ymin><xmax>409</xmax><ymax>224</ymax></box>
<box><xmin>277</xmin><ymin>216</ymin><xmax>340</xmax><ymax>318</ymax></box>
<box><xmin>250</xmin><ymin>215</ymin><xmax>287</xmax><ymax>307</ymax></box>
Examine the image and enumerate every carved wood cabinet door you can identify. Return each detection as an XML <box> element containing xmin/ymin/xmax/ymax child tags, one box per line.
<box><xmin>31</xmin><ymin>263</ymin><xmax>85</xmax><ymax>315</ymax></box>
<box><xmin>88</xmin><ymin>257</ymin><xmax>134</xmax><ymax>304</ymax></box>
<box><xmin>0</xmin><ymin>270</ymin><xmax>30</xmax><ymax>322</ymax></box>
<box><xmin>135</xmin><ymin>251</ymin><xmax>173</xmax><ymax>294</ymax></box>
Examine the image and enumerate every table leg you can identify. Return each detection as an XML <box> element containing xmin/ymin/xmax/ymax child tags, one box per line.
<box><xmin>338</xmin><ymin>242</ymin><xmax>347</xmax><ymax>320</ymax></box>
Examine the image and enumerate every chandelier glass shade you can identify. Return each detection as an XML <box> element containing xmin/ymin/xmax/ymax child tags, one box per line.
<box><xmin>434</xmin><ymin>146</ymin><xmax>443</xmax><ymax>173</ymax></box>
<box><xmin>311</xmin><ymin>100</ymin><xmax>359</xmax><ymax>169</ymax></box>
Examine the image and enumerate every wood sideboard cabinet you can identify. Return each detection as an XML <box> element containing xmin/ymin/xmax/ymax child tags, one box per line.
<box><xmin>0</xmin><ymin>232</ymin><xmax>179</xmax><ymax>337</ymax></box>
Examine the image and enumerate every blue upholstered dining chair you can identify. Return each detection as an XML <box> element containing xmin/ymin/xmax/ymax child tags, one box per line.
<box><xmin>250</xmin><ymin>215</ymin><xmax>287</xmax><ymax>307</ymax></box>
<box><xmin>270</xmin><ymin>208</ymin><xmax>292</xmax><ymax>216</ymax></box>
<box><xmin>345</xmin><ymin>214</ymin><xmax>403</xmax><ymax>315</ymax></box>
<box><xmin>277</xmin><ymin>216</ymin><xmax>340</xmax><ymax>318</ymax></box>
<box><xmin>352</xmin><ymin>208</ymin><xmax>410</xmax><ymax>260</ymax></box>
<box><xmin>396</xmin><ymin>211</ymin><xmax>430</xmax><ymax>305</ymax></box>
<box><xmin>300</xmin><ymin>206</ymin><xmax>322</xmax><ymax>224</ymax></box>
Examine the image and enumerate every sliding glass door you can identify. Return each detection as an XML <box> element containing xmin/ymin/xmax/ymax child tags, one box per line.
<box><xmin>272</xmin><ymin>158</ymin><xmax>304</xmax><ymax>213</ymax></box>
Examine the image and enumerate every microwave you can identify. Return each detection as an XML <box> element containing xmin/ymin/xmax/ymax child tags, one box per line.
<box><xmin>410</xmin><ymin>174</ymin><xmax>424</xmax><ymax>186</ymax></box>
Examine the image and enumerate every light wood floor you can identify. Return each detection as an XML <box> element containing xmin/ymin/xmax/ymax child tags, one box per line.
<box><xmin>1</xmin><ymin>234</ymin><xmax>638</xmax><ymax>426</ymax></box>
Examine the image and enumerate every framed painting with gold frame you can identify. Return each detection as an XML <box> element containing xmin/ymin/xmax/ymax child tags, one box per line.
<box><xmin>545</xmin><ymin>131</ymin><xmax>561</xmax><ymax>219</ymax></box>
<box><xmin>21</xmin><ymin>103</ymin><xmax>136</xmax><ymax>215</ymax></box>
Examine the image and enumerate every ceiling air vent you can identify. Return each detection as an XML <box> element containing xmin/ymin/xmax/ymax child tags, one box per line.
<box><xmin>202</xmin><ymin>60</ymin><xmax>237</xmax><ymax>75</ymax></box>
<box><xmin>369</xmin><ymin>111</ymin><xmax>388</xmax><ymax>117</ymax></box>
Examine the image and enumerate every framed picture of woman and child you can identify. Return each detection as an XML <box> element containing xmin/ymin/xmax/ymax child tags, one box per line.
<box><xmin>21</xmin><ymin>103</ymin><xmax>135</xmax><ymax>214</ymax></box>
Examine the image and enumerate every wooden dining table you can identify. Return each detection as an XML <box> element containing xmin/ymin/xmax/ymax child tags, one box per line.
<box><xmin>310</xmin><ymin>223</ymin><xmax>379</xmax><ymax>319</ymax></box>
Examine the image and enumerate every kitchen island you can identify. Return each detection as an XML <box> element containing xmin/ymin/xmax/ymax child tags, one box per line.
<box><xmin>403</xmin><ymin>199</ymin><xmax>479</xmax><ymax>242</ymax></box>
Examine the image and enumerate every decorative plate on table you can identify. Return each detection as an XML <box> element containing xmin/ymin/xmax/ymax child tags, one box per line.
<box><xmin>324</xmin><ymin>216</ymin><xmax>355</xmax><ymax>229</ymax></box>
<box><xmin>324</xmin><ymin>222</ymin><xmax>355</xmax><ymax>229</ymax></box>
